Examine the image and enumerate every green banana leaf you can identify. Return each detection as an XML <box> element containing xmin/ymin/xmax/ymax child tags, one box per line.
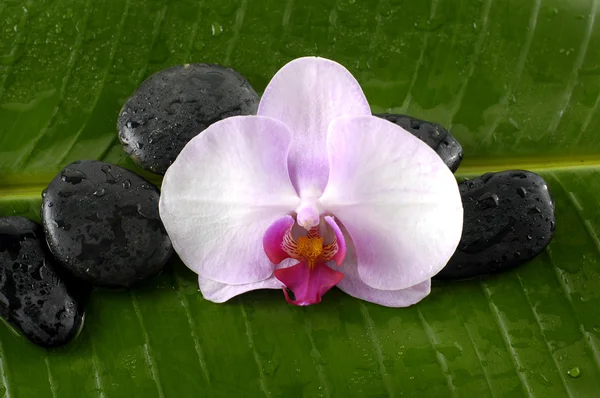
<box><xmin>1</xmin><ymin>0</ymin><xmax>599</xmax><ymax>396</ymax></box>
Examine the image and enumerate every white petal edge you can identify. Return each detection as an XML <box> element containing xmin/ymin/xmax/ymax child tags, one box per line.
<box><xmin>331</xmin><ymin>229</ymin><xmax>431</xmax><ymax>307</ymax></box>
<box><xmin>160</xmin><ymin>115</ymin><xmax>300</xmax><ymax>285</ymax></box>
<box><xmin>199</xmin><ymin>275</ymin><xmax>283</xmax><ymax>303</ymax></box>
<box><xmin>320</xmin><ymin>115</ymin><xmax>463</xmax><ymax>291</ymax></box>
<box><xmin>199</xmin><ymin>258</ymin><xmax>297</xmax><ymax>303</ymax></box>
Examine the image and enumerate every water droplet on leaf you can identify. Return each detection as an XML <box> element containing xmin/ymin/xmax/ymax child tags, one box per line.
<box><xmin>568</xmin><ymin>367</ymin><xmax>581</xmax><ymax>378</ymax></box>
<box><xmin>211</xmin><ymin>22</ymin><xmax>223</xmax><ymax>36</ymax></box>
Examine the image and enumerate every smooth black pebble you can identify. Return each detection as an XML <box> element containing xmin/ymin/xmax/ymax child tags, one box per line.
<box><xmin>435</xmin><ymin>170</ymin><xmax>555</xmax><ymax>280</ymax></box>
<box><xmin>118</xmin><ymin>63</ymin><xmax>260</xmax><ymax>174</ymax></box>
<box><xmin>0</xmin><ymin>217</ymin><xmax>83</xmax><ymax>347</ymax></box>
<box><xmin>42</xmin><ymin>160</ymin><xmax>173</xmax><ymax>287</ymax></box>
<box><xmin>376</xmin><ymin>113</ymin><xmax>463</xmax><ymax>172</ymax></box>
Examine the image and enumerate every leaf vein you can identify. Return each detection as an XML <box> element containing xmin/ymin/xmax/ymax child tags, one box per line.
<box><xmin>464</xmin><ymin>324</ymin><xmax>495</xmax><ymax>398</ymax></box>
<box><xmin>448</xmin><ymin>0</ymin><xmax>493</xmax><ymax>129</ymax></box>
<box><xmin>515</xmin><ymin>272</ymin><xmax>574</xmax><ymax>397</ymax></box>
<box><xmin>360</xmin><ymin>303</ymin><xmax>395</xmax><ymax>398</ymax></box>
<box><xmin>240</xmin><ymin>304</ymin><xmax>270</xmax><ymax>398</ymax></box>
<box><xmin>185</xmin><ymin>0</ymin><xmax>206</xmax><ymax>63</ymax></box>
<box><xmin>547</xmin><ymin>0</ymin><xmax>598</xmax><ymax>136</ymax></box>
<box><xmin>400</xmin><ymin>0</ymin><xmax>440</xmax><ymax>112</ymax></box>
<box><xmin>98</xmin><ymin>1</ymin><xmax>169</xmax><ymax>162</ymax></box>
<box><xmin>576</xmin><ymin>72</ymin><xmax>600</xmax><ymax>143</ymax></box>
<box><xmin>17</xmin><ymin>0</ymin><xmax>94</xmax><ymax>168</ymax></box>
<box><xmin>546</xmin><ymin>248</ymin><xmax>600</xmax><ymax>374</ymax></box>
<box><xmin>483</xmin><ymin>0</ymin><xmax>541</xmax><ymax>143</ymax></box>
<box><xmin>224</xmin><ymin>0</ymin><xmax>248</xmax><ymax>66</ymax></box>
<box><xmin>0</xmin><ymin>4</ymin><xmax>30</xmax><ymax>102</ymax></box>
<box><xmin>0</xmin><ymin>338</ymin><xmax>11</xmax><ymax>398</ymax></box>
<box><xmin>54</xmin><ymin>0</ymin><xmax>131</xmax><ymax>166</ymax></box>
<box><xmin>480</xmin><ymin>281</ymin><xmax>534</xmax><ymax>397</ymax></box>
<box><xmin>173</xmin><ymin>273</ymin><xmax>211</xmax><ymax>384</ymax></box>
<box><xmin>131</xmin><ymin>292</ymin><xmax>165</xmax><ymax>398</ymax></box>
<box><xmin>416</xmin><ymin>308</ymin><xmax>457</xmax><ymax>398</ymax></box>
<box><xmin>90</xmin><ymin>339</ymin><xmax>106</xmax><ymax>398</ymax></box>
<box><xmin>44</xmin><ymin>356</ymin><xmax>58</xmax><ymax>398</ymax></box>
<box><xmin>304</xmin><ymin>318</ymin><xmax>332</xmax><ymax>398</ymax></box>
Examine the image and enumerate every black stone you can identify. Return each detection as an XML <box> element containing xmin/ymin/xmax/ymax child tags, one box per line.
<box><xmin>118</xmin><ymin>63</ymin><xmax>260</xmax><ymax>174</ymax></box>
<box><xmin>42</xmin><ymin>160</ymin><xmax>173</xmax><ymax>287</ymax></box>
<box><xmin>435</xmin><ymin>170</ymin><xmax>555</xmax><ymax>280</ymax></box>
<box><xmin>0</xmin><ymin>217</ymin><xmax>83</xmax><ymax>347</ymax></box>
<box><xmin>376</xmin><ymin>114</ymin><xmax>463</xmax><ymax>172</ymax></box>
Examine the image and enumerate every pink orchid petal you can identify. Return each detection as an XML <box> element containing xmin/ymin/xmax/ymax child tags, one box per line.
<box><xmin>274</xmin><ymin>261</ymin><xmax>343</xmax><ymax>306</ymax></box>
<box><xmin>263</xmin><ymin>215</ymin><xmax>295</xmax><ymax>264</ymax></box>
<box><xmin>339</xmin><ymin>276</ymin><xmax>431</xmax><ymax>308</ymax></box>
<box><xmin>320</xmin><ymin>116</ymin><xmax>463</xmax><ymax>291</ymax></box>
<box><xmin>160</xmin><ymin>116</ymin><xmax>300</xmax><ymax>285</ymax></box>
<box><xmin>332</xmin><ymin>229</ymin><xmax>431</xmax><ymax>307</ymax></box>
<box><xmin>258</xmin><ymin>57</ymin><xmax>371</xmax><ymax>196</ymax></box>
<box><xmin>198</xmin><ymin>275</ymin><xmax>283</xmax><ymax>303</ymax></box>
<box><xmin>324</xmin><ymin>216</ymin><xmax>346</xmax><ymax>266</ymax></box>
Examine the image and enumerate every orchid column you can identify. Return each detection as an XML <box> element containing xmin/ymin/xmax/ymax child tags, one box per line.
<box><xmin>159</xmin><ymin>57</ymin><xmax>463</xmax><ymax>307</ymax></box>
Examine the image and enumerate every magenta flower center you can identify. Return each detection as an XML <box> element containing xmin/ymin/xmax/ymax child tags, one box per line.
<box><xmin>273</xmin><ymin>224</ymin><xmax>344</xmax><ymax>306</ymax></box>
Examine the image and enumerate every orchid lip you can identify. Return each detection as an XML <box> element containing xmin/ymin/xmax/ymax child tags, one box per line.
<box><xmin>264</xmin><ymin>216</ymin><xmax>346</xmax><ymax>306</ymax></box>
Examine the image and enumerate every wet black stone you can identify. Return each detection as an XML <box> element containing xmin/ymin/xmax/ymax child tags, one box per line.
<box><xmin>376</xmin><ymin>114</ymin><xmax>463</xmax><ymax>172</ymax></box>
<box><xmin>42</xmin><ymin>160</ymin><xmax>173</xmax><ymax>287</ymax></box>
<box><xmin>435</xmin><ymin>170</ymin><xmax>555</xmax><ymax>280</ymax></box>
<box><xmin>0</xmin><ymin>217</ymin><xmax>83</xmax><ymax>347</ymax></box>
<box><xmin>118</xmin><ymin>63</ymin><xmax>260</xmax><ymax>174</ymax></box>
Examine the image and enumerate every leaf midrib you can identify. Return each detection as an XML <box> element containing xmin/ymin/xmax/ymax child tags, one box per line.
<box><xmin>1</xmin><ymin>155</ymin><xmax>599</xmax><ymax>199</ymax></box>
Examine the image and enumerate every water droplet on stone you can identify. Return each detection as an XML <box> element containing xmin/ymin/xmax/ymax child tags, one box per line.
<box><xmin>126</xmin><ymin>120</ymin><xmax>139</xmax><ymax>129</ymax></box>
<box><xmin>122</xmin><ymin>180</ymin><xmax>131</xmax><ymax>189</ymax></box>
<box><xmin>477</xmin><ymin>192</ymin><xmax>499</xmax><ymax>209</ymax></box>
<box><xmin>93</xmin><ymin>188</ymin><xmax>106</xmax><ymax>197</ymax></box>
<box><xmin>101</xmin><ymin>165</ymin><xmax>117</xmax><ymax>183</ymax></box>
<box><xmin>517</xmin><ymin>187</ymin><xmax>527</xmax><ymax>198</ymax></box>
<box><xmin>60</xmin><ymin>169</ymin><xmax>86</xmax><ymax>184</ymax></box>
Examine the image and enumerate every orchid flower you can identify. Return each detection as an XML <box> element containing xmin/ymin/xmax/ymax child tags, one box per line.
<box><xmin>159</xmin><ymin>57</ymin><xmax>463</xmax><ymax>307</ymax></box>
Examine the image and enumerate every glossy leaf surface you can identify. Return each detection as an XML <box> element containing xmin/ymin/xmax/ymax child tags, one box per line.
<box><xmin>1</xmin><ymin>0</ymin><xmax>599</xmax><ymax>396</ymax></box>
